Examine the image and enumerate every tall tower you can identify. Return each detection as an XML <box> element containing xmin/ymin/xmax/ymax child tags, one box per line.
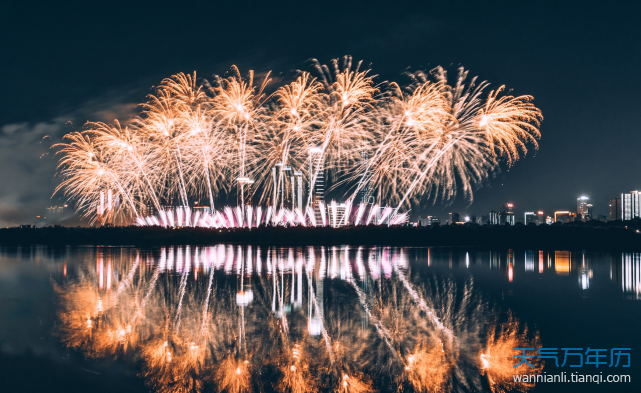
<box><xmin>308</xmin><ymin>147</ymin><xmax>325</xmax><ymax>204</ymax></box>
<box><xmin>577</xmin><ymin>196</ymin><xmax>591</xmax><ymax>221</ymax></box>
<box><xmin>236</xmin><ymin>177</ymin><xmax>254</xmax><ymax>207</ymax></box>
<box><xmin>359</xmin><ymin>150</ymin><xmax>373</xmax><ymax>204</ymax></box>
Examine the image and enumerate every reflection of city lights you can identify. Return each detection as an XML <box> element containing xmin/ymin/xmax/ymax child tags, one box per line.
<box><xmin>236</xmin><ymin>290</ymin><xmax>254</xmax><ymax>305</ymax></box>
<box><xmin>539</xmin><ymin>251</ymin><xmax>544</xmax><ymax>273</ymax></box>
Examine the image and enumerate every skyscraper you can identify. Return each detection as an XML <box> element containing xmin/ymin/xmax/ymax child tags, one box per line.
<box><xmin>308</xmin><ymin>147</ymin><xmax>325</xmax><ymax>204</ymax></box>
<box><xmin>489</xmin><ymin>210</ymin><xmax>499</xmax><ymax>225</ymax></box>
<box><xmin>498</xmin><ymin>203</ymin><xmax>515</xmax><ymax>225</ymax></box>
<box><xmin>448</xmin><ymin>212</ymin><xmax>460</xmax><ymax>224</ymax></box>
<box><xmin>524</xmin><ymin>212</ymin><xmax>537</xmax><ymax>225</ymax></box>
<box><xmin>609</xmin><ymin>196</ymin><xmax>621</xmax><ymax>221</ymax></box>
<box><xmin>621</xmin><ymin>191</ymin><xmax>641</xmax><ymax>220</ymax></box>
<box><xmin>577</xmin><ymin>196</ymin><xmax>592</xmax><ymax>221</ymax></box>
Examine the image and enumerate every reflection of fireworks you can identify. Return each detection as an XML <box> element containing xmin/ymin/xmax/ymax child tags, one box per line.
<box><xmin>55</xmin><ymin>58</ymin><xmax>542</xmax><ymax>223</ymax></box>
<box><xmin>480</xmin><ymin>314</ymin><xmax>541</xmax><ymax>393</ymax></box>
<box><xmin>276</xmin><ymin>344</ymin><xmax>318</xmax><ymax>393</ymax></box>
<box><xmin>140</xmin><ymin>336</ymin><xmax>206</xmax><ymax>393</ymax></box>
<box><xmin>335</xmin><ymin>372</ymin><xmax>376</xmax><ymax>393</ymax></box>
<box><xmin>213</xmin><ymin>355</ymin><xmax>252</xmax><ymax>393</ymax></box>
<box><xmin>53</xmin><ymin>246</ymin><xmax>542</xmax><ymax>393</ymax></box>
<box><xmin>404</xmin><ymin>340</ymin><xmax>451</xmax><ymax>393</ymax></box>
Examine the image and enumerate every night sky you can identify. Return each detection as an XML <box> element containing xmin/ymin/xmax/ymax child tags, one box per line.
<box><xmin>1</xmin><ymin>0</ymin><xmax>640</xmax><ymax>226</ymax></box>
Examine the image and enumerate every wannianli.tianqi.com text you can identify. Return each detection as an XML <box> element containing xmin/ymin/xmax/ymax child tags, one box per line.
<box><xmin>513</xmin><ymin>372</ymin><xmax>631</xmax><ymax>384</ymax></box>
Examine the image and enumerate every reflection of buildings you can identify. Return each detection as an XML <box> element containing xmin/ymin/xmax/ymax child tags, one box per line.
<box><xmin>554</xmin><ymin>251</ymin><xmax>571</xmax><ymax>275</ymax></box>
<box><xmin>578</xmin><ymin>252</ymin><xmax>592</xmax><ymax>290</ymax></box>
<box><xmin>539</xmin><ymin>250</ymin><xmax>545</xmax><ymax>273</ymax></box>
<box><xmin>611</xmin><ymin>253</ymin><xmax>641</xmax><ymax>299</ymax></box>
<box><xmin>525</xmin><ymin>251</ymin><xmax>535</xmax><ymax>272</ymax></box>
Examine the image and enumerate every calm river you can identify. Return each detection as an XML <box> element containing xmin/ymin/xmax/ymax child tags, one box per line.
<box><xmin>0</xmin><ymin>246</ymin><xmax>639</xmax><ymax>392</ymax></box>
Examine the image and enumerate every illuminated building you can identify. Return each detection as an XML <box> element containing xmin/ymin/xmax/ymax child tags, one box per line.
<box><xmin>609</xmin><ymin>196</ymin><xmax>621</xmax><ymax>221</ymax></box>
<box><xmin>489</xmin><ymin>210</ymin><xmax>499</xmax><ymax>225</ymax></box>
<box><xmin>417</xmin><ymin>215</ymin><xmax>440</xmax><ymax>226</ymax></box>
<box><xmin>490</xmin><ymin>203</ymin><xmax>515</xmax><ymax>225</ymax></box>
<box><xmin>359</xmin><ymin>150</ymin><xmax>374</xmax><ymax>204</ymax></box>
<box><xmin>621</xmin><ymin>191</ymin><xmax>641</xmax><ymax>220</ymax></box>
<box><xmin>308</xmin><ymin>147</ymin><xmax>325</xmax><ymax>226</ymax></box>
<box><xmin>617</xmin><ymin>253</ymin><xmax>641</xmax><ymax>299</ymax></box>
<box><xmin>96</xmin><ymin>189</ymin><xmax>118</xmax><ymax>226</ymax></box>
<box><xmin>308</xmin><ymin>147</ymin><xmax>325</xmax><ymax>204</ymax></box>
<box><xmin>577</xmin><ymin>196</ymin><xmax>592</xmax><ymax>221</ymax></box>
<box><xmin>537</xmin><ymin>211</ymin><xmax>545</xmax><ymax>224</ymax></box>
<box><xmin>192</xmin><ymin>205</ymin><xmax>212</xmax><ymax>215</ymax></box>
<box><xmin>524</xmin><ymin>212</ymin><xmax>537</xmax><ymax>225</ymax></box>
<box><xmin>327</xmin><ymin>201</ymin><xmax>349</xmax><ymax>227</ymax></box>
<box><xmin>46</xmin><ymin>205</ymin><xmax>67</xmax><ymax>223</ymax></box>
<box><xmin>554</xmin><ymin>211</ymin><xmax>573</xmax><ymax>223</ymax></box>
<box><xmin>448</xmin><ymin>212</ymin><xmax>460</xmax><ymax>224</ymax></box>
<box><xmin>236</xmin><ymin>177</ymin><xmax>254</xmax><ymax>207</ymax></box>
<box><xmin>272</xmin><ymin>165</ymin><xmax>304</xmax><ymax>211</ymax></box>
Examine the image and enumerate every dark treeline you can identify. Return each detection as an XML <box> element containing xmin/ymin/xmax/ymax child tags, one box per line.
<box><xmin>2</xmin><ymin>221</ymin><xmax>641</xmax><ymax>251</ymax></box>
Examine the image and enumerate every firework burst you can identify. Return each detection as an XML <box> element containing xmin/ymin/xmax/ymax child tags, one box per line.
<box><xmin>54</xmin><ymin>57</ymin><xmax>542</xmax><ymax>224</ymax></box>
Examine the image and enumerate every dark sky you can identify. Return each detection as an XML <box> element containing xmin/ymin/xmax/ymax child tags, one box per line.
<box><xmin>1</xmin><ymin>0</ymin><xmax>640</xmax><ymax>226</ymax></box>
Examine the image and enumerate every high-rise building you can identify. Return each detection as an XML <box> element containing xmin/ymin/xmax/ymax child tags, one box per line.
<box><xmin>499</xmin><ymin>203</ymin><xmax>515</xmax><ymax>225</ymax></box>
<box><xmin>448</xmin><ymin>212</ymin><xmax>460</xmax><ymax>224</ymax></box>
<box><xmin>524</xmin><ymin>212</ymin><xmax>537</xmax><ymax>225</ymax></box>
<box><xmin>359</xmin><ymin>150</ymin><xmax>373</xmax><ymax>204</ymax></box>
<box><xmin>489</xmin><ymin>210</ymin><xmax>499</xmax><ymax>225</ymax></box>
<box><xmin>554</xmin><ymin>211</ymin><xmax>573</xmax><ymax>223</ymax></box>
<box><xmin>577</xmin><ymin>196</ymin><xmax>592</xmax><ymax>221</ymax></box>
<box><xmin>621</xmin><ymin>191</ymin><xmax>641</xmax><ymax>220</ymax></box>
<box><xmin>236</xmin><ymin>177</ymin><xmax>254</xmax><ymax>206</ymax></box>
<box><xmin>417</xmin><ymin>215</ymin><xmax>440</xmax><ymax>226</ymax></box>
<box><xmin>609</xmin><ymin>196</ymin><xmax>621</xmax><ymax>221</ymax></box>
<box><xmin>309</xmin><ymin>147</ymin><xmax>325</xmax><ymax>204</ymax></box>
<box><xmin>537</xmin><ymin>211</ymin><xmax>545</xmax><ymax>224</ymax></box>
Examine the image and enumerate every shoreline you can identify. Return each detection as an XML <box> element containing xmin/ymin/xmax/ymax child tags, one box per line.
<box><xmin>2</xmin><ymin>224</ymin><xmax>641</xmax><ymax>251</ymax></box>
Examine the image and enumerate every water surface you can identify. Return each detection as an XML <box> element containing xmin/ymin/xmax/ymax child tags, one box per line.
<box><xmin>0</xmin><ymin>246</ymin><xmax>639</xmax><ymax>392</ymax></box>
